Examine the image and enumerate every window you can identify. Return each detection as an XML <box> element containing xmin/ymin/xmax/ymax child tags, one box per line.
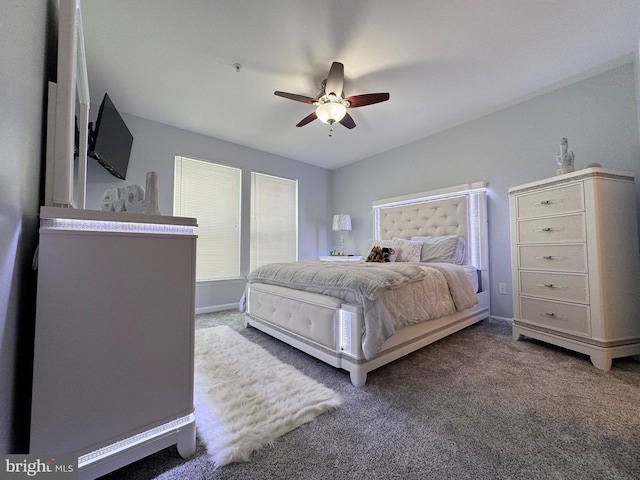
<box><xmin>174</xmin><ymin>156</ymin><xmax>241</xmax><ymax>281</ymax></box>
<box><xmin>250</xmin><ymin>172</ymin><xmax>298</xmax><ymax>270</ymax></box>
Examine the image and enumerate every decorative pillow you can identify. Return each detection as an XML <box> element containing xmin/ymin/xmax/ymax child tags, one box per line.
<box><xmin>365</xmin><ymin>246</ymin><xmax>394</xmax><ymax>263</ymax></box>
<box><xmin>391</xmin><ymin>237</ymin><xmax>423</xmax><ymax>262</ymax></box>
<box><xmin>410</xmin><ymin>235</ymin><xmax>466</xmax><ymax>264</ymax></box>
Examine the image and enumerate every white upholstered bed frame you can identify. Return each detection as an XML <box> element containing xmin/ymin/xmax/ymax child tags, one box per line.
<box><xmin>245</xmin><ymin>182</ymin><xmax>490</xmax><ymax>386</ymax></box>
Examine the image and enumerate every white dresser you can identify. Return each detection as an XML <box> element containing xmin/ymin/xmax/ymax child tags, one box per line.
<box><xmin>509</xmin><ymin>167</ymin><xmax>640</xmax><ymax>370</ymax></box>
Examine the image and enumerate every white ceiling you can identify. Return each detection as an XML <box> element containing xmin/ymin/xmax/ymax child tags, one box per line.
<box><xmin>80</xmin><ymin>0</ymin><xmax>640</xmax><ymax>170</ymax></box>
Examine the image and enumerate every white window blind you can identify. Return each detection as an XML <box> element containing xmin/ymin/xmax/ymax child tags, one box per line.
<box><xmin>250</xmin><ymin>172</ymin><xmax>298</xmax><ymax>271</ymax></box>
<box><xmin>174</xmin><ymin>156</ymin><xmax>241</xmax><ymax>281</ymax></box>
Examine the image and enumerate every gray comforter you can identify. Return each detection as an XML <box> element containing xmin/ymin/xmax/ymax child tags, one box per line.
<box><xmin>248</xmin><ymin>261</ymin><xmax>427</xmax><ymax>300</ymax></box>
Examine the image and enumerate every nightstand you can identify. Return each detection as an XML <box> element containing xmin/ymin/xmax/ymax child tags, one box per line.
<box><xmin>319</xmin><ymin>255</ymin><xmax>362</xmax><ymax>262</ymax></box>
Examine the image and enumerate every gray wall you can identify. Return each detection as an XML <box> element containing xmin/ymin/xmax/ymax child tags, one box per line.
<box><xmin>637</xmin><ymin>40</ymin><xmax>640</xmax><ymax>143</ymax></box>
<box><xmin>331</xmin><ymin>63</ymin><xmax>640</xmax><ymax>321</ymax></box>
<box><xmin>84</xmin><ymin>114</ymin><xmax>332</xmax><ymax>311</ymax></box>
<box><xmin>0</xmin><ymin>0</ymin><xmax>55</xmax><ymax>453</ymax></box>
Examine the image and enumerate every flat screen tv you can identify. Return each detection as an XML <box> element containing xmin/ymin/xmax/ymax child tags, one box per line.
<box><xmin>88</xmin><ymin>93</ymin><xmax>133</xmax><ymax>180</ymax></box>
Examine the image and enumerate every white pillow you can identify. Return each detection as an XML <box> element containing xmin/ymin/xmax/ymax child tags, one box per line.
<box><xmin>410</xmin><ymin>235</ymin><xmax>466</xmax><ymax>264</ymax></box>
<box><xmin>391</xmin><ymin>237</ymin><xmax>423</xmax><ymax>262</ymax></box>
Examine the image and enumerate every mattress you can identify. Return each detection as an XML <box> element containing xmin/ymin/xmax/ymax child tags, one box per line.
<box><xmin>458</xmin><ymin>264</ymin><xmax>479</xmax><ymax>293</ymax></box>
<box><xmin>246</xmin><ymin>260</ymin><xmax>478</xmax><ymax>359</ymax></box>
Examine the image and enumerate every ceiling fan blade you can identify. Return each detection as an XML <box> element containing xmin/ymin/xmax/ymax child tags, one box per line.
<box><xmin>296</xmin><ymin>112</ymin><xmax>317</xmax><ymax>127</ymax></box>
<box><xmin>339</xmin><ymin>112</ymin><xmax>356</xmax><ymax>129</ymax></box>
<box><xmin>274</xmin><ymin>91</ymin><xmax>316</xmax><ymax>104</ymax></box>
<box><xmin>325</xmin><ymin>62</ymin><xmax>344</xmax><ymax>97</ymax></box>
<box><xmin>345</xmin><ymin>92</ymin><xmax>390</xmax><ymax>108</ymax></box>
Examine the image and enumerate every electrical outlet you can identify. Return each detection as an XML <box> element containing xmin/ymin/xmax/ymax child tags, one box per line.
<box><xmin>498</xmin><ymin>283</ymin><xmax>507</xmax><ymax>295</ymax></box>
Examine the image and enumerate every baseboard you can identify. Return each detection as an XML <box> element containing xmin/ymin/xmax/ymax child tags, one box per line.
<box><xmin>489</xmin><ymin>315</ymin><xmax>513</xmax><ymax>323</ymax></box>
<box><xmin>196</xmin><ymin>303</ymin><xmax>239</xmax><ymax>315</ymax></box>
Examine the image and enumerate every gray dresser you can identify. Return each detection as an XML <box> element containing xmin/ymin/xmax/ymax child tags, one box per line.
<box><xmin>30</xmin><ymin>207</ymin><xmax>198</xmax><ymax>479</ymax></box>
<box><xmin>509</xmin><ymin>167</ymin><xmax>640</xmax><ymax>369</ymax></box>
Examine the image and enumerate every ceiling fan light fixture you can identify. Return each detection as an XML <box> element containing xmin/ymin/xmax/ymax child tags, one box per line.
<box><xmin>316</xmin><ymin>101</ymin><xmax>347</xmax><ymax>125</ymax></box>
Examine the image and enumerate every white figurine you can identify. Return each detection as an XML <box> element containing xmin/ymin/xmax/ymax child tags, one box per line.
<box><xmin>100</xmin><ymin>171</ymin><xmax>161</xmax><ymax>215</ymax></box>
<box><xmin>555</xmin><ymin>137</ymin><xmax>575</xmax><ymax>175</ymax></box>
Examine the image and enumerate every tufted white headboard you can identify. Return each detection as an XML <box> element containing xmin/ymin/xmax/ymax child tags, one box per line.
<box><xmin>378</xmin><ymin>196</ymin><xmax>468</xmax><ymax>238</ymax></box>
<box><xmin>372</xmin><ymin>183</ymin><xmax>488</xmax><ymax>280</ymax></box>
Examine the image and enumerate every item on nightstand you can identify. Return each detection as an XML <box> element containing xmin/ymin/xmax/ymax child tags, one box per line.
<box><xmin>332</xmin><ymin>214</ymin><xmax>352</xmax><ymax>255</ymax></box>
<box><xmin>555</xmin><ymin>137</ymin><xmax>575</xmax><ymax>175</ymax></box>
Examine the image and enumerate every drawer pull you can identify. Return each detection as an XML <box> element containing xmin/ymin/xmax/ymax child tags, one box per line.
<box><xmin>535</xmin><ymin>255</ymin><xmax>559</xmax><ymax>260</ymax></box>
<box><xmin>540</xmin><ymin>200</ymin><xmax>551</xmax><ymax>205</ymax></box>
<box><xmin>538</xmin><ymin>227</ymin><xmax>553</xmax><ymax>232</ymax></box>
<box><xmin>544</xmin><ymin>312</ymin><xmax>556</xmax><ymax>317</ymax></box>
<box><xmin>536</xmin><ymin>283</ymin><xmax>561</xmax><ymax>288</ymax></box>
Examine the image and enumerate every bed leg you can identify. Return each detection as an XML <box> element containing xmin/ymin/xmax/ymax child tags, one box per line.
<box><xmin>350</xmin><ymin>370</ymin><xmax>367</xmax><ymax>388</ymax></box>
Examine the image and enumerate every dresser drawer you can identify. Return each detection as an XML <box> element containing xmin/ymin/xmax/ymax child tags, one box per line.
<box><xmin>518</xmin><ymin>244</ymin><xmax>587</xmax><ymax>272</ymax></box>
<box><xmin>520</xmin><ymin>297</ymin><xmax>590</xmax><ymax>336</ymax></box>
<box><xmin>520</xmin><ymin>271</ymin><xmax>589</xmax><ymax>304</ymax></box>
<box><xmin>517</xmin><ymin>213</ymin><xmax>585</xmax><ymax>244</ymax></box>
<box><xmin>516</xmin><ymin>183</ymin><xmax>584</xmax><ymax>219</ymax></box>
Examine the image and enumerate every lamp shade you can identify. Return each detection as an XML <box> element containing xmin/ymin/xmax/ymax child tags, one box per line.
<box><xmin>332</xmin><ymin>214</ymin><xmax>352</xmax><ymax>231</ymax></box>
<box><xmin>316</xmin><ymin>102</ymin><xmax>347</xmax><ymax>125</ymax></box>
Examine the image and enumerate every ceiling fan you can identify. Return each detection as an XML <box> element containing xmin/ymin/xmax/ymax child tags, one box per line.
<box><xmin>274</xmin><ymin>62</ymin><xmax>390</xmax><ymax>129</ymax></box>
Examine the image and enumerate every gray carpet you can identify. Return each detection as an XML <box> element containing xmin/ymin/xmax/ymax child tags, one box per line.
<box><xmin>101</xmin><ymin>311</ymin><xmax>640</xmax><ymax>480</ymax></box>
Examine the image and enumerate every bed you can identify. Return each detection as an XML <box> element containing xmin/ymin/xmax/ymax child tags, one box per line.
<box><xmin>243</xmin><ymin>182</ymin><xmax>490</xmax><ymax>386</ymax></box>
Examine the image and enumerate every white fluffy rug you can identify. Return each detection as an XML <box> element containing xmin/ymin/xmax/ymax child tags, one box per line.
<box><xmin>193</xmin><ymin>326</ymin><xmax>342</xmax><ymax>467</ymax></box>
